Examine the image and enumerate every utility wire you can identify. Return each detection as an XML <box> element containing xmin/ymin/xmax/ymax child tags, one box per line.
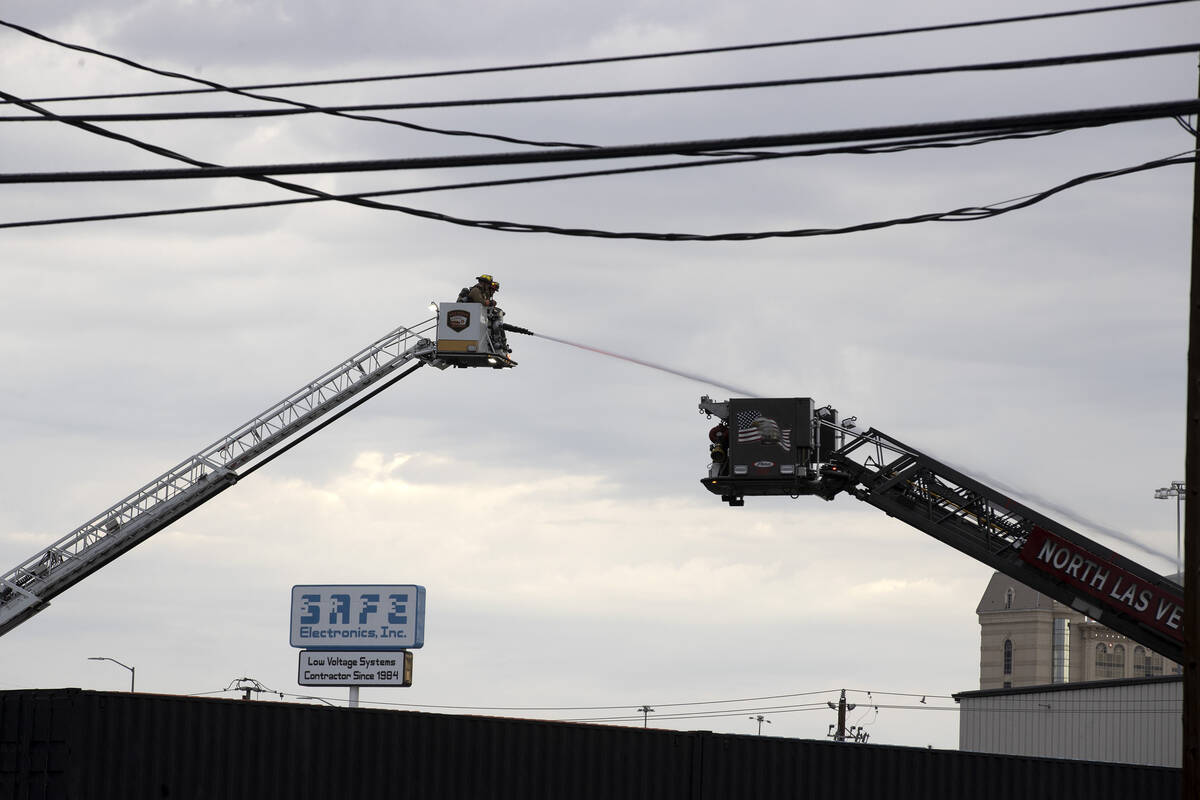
<box><xmin>273</xmin><ymin>688</ymin><xmax>843</xmax><ymax>712</ymax></box>
<box><xmin>2</xmin><ymin>82</ymin><xmax>1192</xmax><ymax>241</ymax></box>
<box><xmin>268</xmin><ymin>689</ymin><xmax>1180</xmax><ymax>718</ymax></box>
<box><xmin>235</xmin><ymin>150</ymin><xmax>1187</xmax><ymax>242</ymax></box>
<box><xmin>4</xmin><ymin>98</ymin><xmax>1195</xmax><ymax>184</ymax></box>
<box><xmin>848</xmin><ymin>689</ymin><xmax>954</xmax><ymax>699</ymax></box>
<box><xmin>4</xmin><ymin>0</ymin><xmax>1195</xmax><ymax>106</ymax></box>
<box><xmin>6</xmin><ymin>43</ymin><xmax>1195</xmax><ymax>125</ymax></box>
<box><xmin>562</xmin><ymin>705</ymin><xmax>832</xmax><ymax>723</ymax></box>
<box><xmin>0</xmin><ymin>146</ymin><xmax>1192</xmax><ymax>244</ymax></box>
<box><xmin>0</xmin><ymin>18</ymin><xmax>594</xmax><ymax>151</ymax></box>
<box><xmin>0</xmin><ymin>129</ymin><xmax>1071</xmax><ymax>230</ymax></box>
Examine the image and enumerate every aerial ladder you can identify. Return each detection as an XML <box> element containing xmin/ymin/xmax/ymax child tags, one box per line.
<box><xmin>699</xmin><ymin>395</ymin><xmax>1185</xmax><ymax>665</ymax></box>
<box><xmin>0</xmin><ymin>299</ymin><xmax>514</xmax><ymax>637</ymax></box>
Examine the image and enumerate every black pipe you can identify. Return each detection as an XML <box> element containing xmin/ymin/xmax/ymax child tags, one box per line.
<box><xmin>501</xmin><ymin>323</ymin><xmax>536</xmax><ymax>336</ymax></box>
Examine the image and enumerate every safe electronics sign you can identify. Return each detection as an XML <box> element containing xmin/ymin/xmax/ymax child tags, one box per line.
<box><xmin>290</xmin><ymin>584</ymin><xmax>426</xmax><ymax>650</ymax></box>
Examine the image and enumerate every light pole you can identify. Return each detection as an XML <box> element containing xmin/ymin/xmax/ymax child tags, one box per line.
<box><xmin>1154</xmin><ymin>480</ymin><xmax>1185</xmax><ymax>575</ymax></box>
<box><xmin>88</xmin><ymin>656</ymin><xmax>135</xmax><ymax>692</ymax></box>
<box><xmin>749</xmin><ymin>714</ymin><xmax>772</xmax><ymax>735</ymax></box>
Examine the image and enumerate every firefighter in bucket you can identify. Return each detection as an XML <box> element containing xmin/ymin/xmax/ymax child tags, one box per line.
<box><xmin>459</xmin><ymin>274</ymin><xmax>497</xmax><ymax>306</ymax></box>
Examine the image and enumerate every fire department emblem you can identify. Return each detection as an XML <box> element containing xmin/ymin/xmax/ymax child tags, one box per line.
<box><xmin>447</xmin><ymin>310</ymin><xmax>470</xmax><ymax>332</ymax></box>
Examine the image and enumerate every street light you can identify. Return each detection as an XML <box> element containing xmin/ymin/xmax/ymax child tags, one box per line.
<box><xmin>88</xmin><ymin>657</ymin><xmax>135</xmax><ymax>693</ymax></box>
<box><xmin>749</xmin><ymin>714</ymin><xmax>772</xmax><ymax>735</ymax></box>
<box><xmin>1154</xmin><ymin>480</ymin><xmax>1185</xmax><ymax>576</ymax></box>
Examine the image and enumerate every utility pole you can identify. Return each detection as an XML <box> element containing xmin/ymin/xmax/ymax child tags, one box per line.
<box><xmin>226</xmin><ymin>677</ymin><xmax>281</xmax><ymax>702</ymax></box>
<box><xmin>637</xmin><ymin>705</ymin><xmax>654</xmax><ymax>728</ymax></box>
<box><xmin>826</xmin><ymin>689</ymin><xmax>855</xmax><ymax>742</ymax></box>
<box><xmin>1184</xmin><ymin>53</ymin><xmax>1200</xmax><ymax>800</ymax></box>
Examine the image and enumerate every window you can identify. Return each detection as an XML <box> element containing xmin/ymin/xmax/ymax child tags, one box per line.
<box><xmin>1096</xmin><ymin>643</ymin><xmax>1124</xmax><ymax>679</ymax></box>
<box><xmin>1004</xmin><ymin>588</ymin><xmax>1014</xmax><ymax>609</ymax></box>
<box><xmin>1133</xmin><ymin>646</ymin><xmax>1164</xmax><ymax>677</ymax></box>
<box><xmin>1052</xmin><ymin>618</ymin><xmax>1070</xmax><ymax>684</ymax></box>
<box><xmin>1003</xmin><ymin>639</ymin><xmax>1013</xmax><ymax>675</ymax></box>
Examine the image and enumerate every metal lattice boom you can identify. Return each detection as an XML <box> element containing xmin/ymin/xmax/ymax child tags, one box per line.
<box><xmin>827</xmin><ymin>425</ymin><xmax>1184</xmax><ymax>663</ymax></box>
<box><xmin>0</xmin><ymin>318</ymin><xmax>439</xmax><ymax>636</ymax></box>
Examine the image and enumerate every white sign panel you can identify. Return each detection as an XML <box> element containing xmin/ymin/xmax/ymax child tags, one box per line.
<box><xmin>298</xmin><ymin>650</ymin><xmax>413</xmax><ymax>687</ymax></box>
<box><xmin>290</xmin><ymin>584</ymin><xmax>426</xmax><ymax>650</ymax></box>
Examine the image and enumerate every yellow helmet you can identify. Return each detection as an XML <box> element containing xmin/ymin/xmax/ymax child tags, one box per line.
<box><xmin>477</xmin><ymin>273</ymin><xmax>493</xmax><ymax>282</ymax></box>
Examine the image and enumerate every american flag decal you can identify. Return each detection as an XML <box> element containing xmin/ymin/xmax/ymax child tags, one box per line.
<box><xmin>735</xmin><ymin>410</ymin><xmax>791</xmax><ymax>450</ymax></box>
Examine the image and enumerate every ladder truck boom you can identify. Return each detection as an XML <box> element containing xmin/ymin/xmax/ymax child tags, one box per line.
<box><xmin>0</xmin><ymin>300</ymin><xmax>516</xmax><ymax>638</ymax></box>
<box><xmin>699</xmin><ymin>395</ymin><xmax>1185</xmax><ymax>664</ymax></box>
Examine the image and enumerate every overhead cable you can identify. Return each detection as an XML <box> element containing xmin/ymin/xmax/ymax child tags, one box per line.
<box><xmin>0</xmin><ymin>129</ymin><xmax>1071</xmax><ymax>230</ymax></box>
<box><xmin>561</xmin><ymin>704</ymin><xmax>832</xmax><ymax>723</ymax></box>
<box><xmin>2</xmin><ymin>150</ymin><xmax>1191</xmax><ymax>241</ymax></box>
<box><xmin>3</xmin><ymin>98</ymin><xmax>1194</xmax><ymax>183</ymax></box>
<box><xmin>562</xmin><ymin>703</ymin><xmax>958</xmax><ymax>723</ymax></box>
<box><xmin>3</xmin><ymin>84</ymin><xmax>1192</xmax><ymax>242</ymax></box>
<box><xmin>0</xmin><ymin>18</ymin><xmax>594</xmax><ymax>151</ymax></box>
<box><xmin>252</xmin><ymin>689</ymin><xmax>1179</xmax><ymax>718</ymax></box>
<box><xmin>4</xmin><ymin>43</ymin><xmax>1196</xmax><ymax>124</ymax></box>
<box><xmin>3</xmin><ymin>0</ymin><xmax>1195</xmax><ymax>105</ymax></box>
<box><xmin>272</xmin><ymin>688</ymin><xmax>844</xmax><ymax>713</ymax></box>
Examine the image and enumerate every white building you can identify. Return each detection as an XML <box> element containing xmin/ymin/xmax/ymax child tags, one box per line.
<box><xmin>976</xmin><ymin>572</ymin><xmax>1179</xmax><ymax>690</ymax></box>
<box><xmin>955</xmin><ymin>676</ymin><xmax>1183</xmax><ymax>767</ymax></box>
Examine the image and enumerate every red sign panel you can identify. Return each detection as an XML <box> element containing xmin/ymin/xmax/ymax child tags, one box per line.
<box><xmin>1019</xmin><ymin>526</ymin><xmax>1183</xmax><ymax>643</ymax></box>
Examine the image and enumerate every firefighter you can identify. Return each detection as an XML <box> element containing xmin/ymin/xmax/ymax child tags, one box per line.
<box><xmin>467</xmin><ymin>274</ymin><xmax>496</xmax><ymax>306</ymax></box>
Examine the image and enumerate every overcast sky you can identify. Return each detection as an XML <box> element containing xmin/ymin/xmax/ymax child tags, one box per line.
<box><xmin>1</xmin><ymin>0</ymin><xmax>1197</xmax><ymax>749</ymax></box>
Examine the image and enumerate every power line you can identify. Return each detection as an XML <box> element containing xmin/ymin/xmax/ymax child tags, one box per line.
<box><xmin>4</xmin><ymin>99</ymin><xmax>1195</xmax><ymax>183</ymax></box>
<box><xmin>255</xmin><ymin>688</ymin><xmax>1182</xmax><ymax>722</ymax></box>
<box><xmin>0</xmin><ymin>149</ymin><xmax>1192</xmax><ymax>242</ymax></box>
<box><xmin>273</xmin><ymin>688</ymin><xmax>843</xmax><ymax>713</ymax></box>
<box><xmin>5</xmin><ymin>43</ymin><xmax>1196</xmax><ymax>125</ymax></box>
<box><xmin>0</xmin><ymin>129</ymin><xmax>1072</xmax><ymax>230</ymax></box>
<box><xmin>848</xmin><ymin>689</ymin><xmax>955</xmax><ymax>700</ymax></box>
<box><xmin>3</xmin><ymin>80</ymin><xmax>1192</xmax><ymax>241</ymax></box>
<box><xmin>4</xmin><ymin>1</ymin><xmax>1195</xmax><ymax>106</ymax></box>
<box><xmin>268</xmin><ymin>151</ymin><xmax>1190</xmax><ymax>242</ymax></box>
<box><xmin>563</xmin><ymin>705</ymin><xmax>832</xmax><ymax>723</ymax></box>
<box><xmin>0</xmin><ymin>18</ymin><xmax>595</xmax><ymax>151</ymax></box>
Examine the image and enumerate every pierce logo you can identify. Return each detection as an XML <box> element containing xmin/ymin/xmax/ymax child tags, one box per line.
<box><xmin>754</xmin><ymin>460</ymin><xmax>775</xmax><ymax>468</ymax></box>
<box><xmin>447</xmin><ymin>310</ymin><xmax>470</xmax><ymax>332</ymax></box>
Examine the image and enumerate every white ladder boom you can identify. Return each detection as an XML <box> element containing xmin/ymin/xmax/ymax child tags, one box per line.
<box><xmin>0</xmin><ymin>317</ymin><xmax>439</xmax><ymax>637</ymax></box>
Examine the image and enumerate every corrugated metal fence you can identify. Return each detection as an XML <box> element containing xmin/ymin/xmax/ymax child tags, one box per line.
<box><xmin>0</xmin><ymin>689</ymin><xmax>1181</xmax><ymax>800</ymax></box>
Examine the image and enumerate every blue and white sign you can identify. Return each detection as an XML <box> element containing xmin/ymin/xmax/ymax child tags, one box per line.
<box><xmin>290</xmin><ymin>584</ymin><xmax>425</xmax><ymax>650</ymax></box>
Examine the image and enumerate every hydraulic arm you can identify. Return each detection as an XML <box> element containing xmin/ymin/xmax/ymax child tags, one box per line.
<box><xmin>0</xmin><ymin>305</ymin><xmax>514</xmax><ymax>638</ymax></box>
<box><xmin>700</xmin><ymin>395</ymin><xmax>1185</xmax><ymax>664</ymax></box>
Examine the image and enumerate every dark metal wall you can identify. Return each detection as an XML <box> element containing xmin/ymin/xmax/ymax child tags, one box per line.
<box><xmin>0</xmin><ymin>689</ymin><xmax>1181</xmax><ymax>800</ymax></box>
